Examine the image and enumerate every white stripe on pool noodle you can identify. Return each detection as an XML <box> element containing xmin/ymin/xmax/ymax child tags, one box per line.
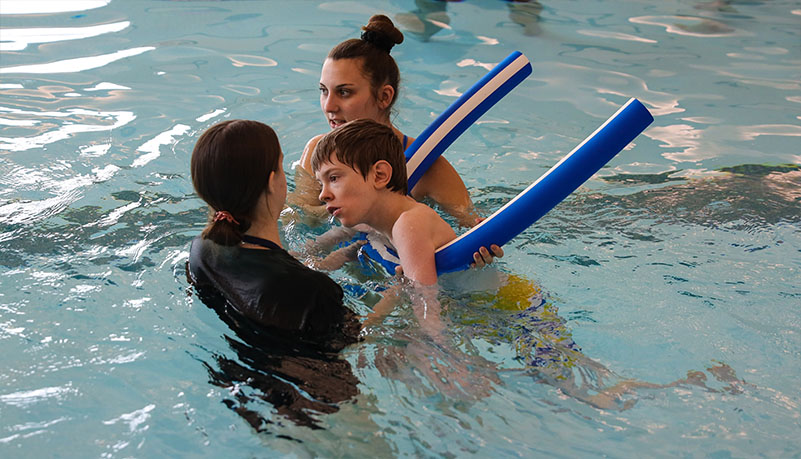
<box><xmin>406</xmin><ymin>54</ymin><xmax>531</xmax><ymax>178</ymax></box>
<box><xmin>366</xmin><ymin>232</ymin><xmax>401</xmax><ymax>264</ymax></box>
<box><xmin>435</xmin><ymin>97</ymin><xmax>637</xmax><ymax>253</ymax></box>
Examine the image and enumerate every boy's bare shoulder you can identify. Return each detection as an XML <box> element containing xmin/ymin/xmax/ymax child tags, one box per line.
<box><xmin>394</xmin><ymin>201</ymin><xmax>437</xmax><ymax>225</ymax></box>
<box><xmin>394</xmin><ymin>202</ymin><xmax>456</xmax><ymax>245</ymax></box>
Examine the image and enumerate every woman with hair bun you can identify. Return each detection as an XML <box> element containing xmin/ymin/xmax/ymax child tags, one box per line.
<box><xmin>293</xmin><ymin>14</ymin><xmax>502</xmax><ymax>266</ymax></box>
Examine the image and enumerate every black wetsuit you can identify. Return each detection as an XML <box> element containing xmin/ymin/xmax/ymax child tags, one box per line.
<box><xmin>187</xmin><ymin>235</ymin><xmax>361</xmax><ymax>430</ymax></box>
<box><xmin>188</xmin><ymin>235</ymin><xmax>359</xmax><ymax>347</ymax></box>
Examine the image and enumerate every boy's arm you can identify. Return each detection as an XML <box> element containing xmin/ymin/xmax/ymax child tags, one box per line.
<box><xmin>391</xmin><ymin>211</ymin><xmax>440</xmax><ymax>285</ymax></box>
<box><xmin>307</xmin><ymin>238</ymin><xmax>364</xmax><ymax>271</ymax></box>
<box><xmin>292</xmin><ymin>226</ymin><xmax>362</xmax><ymax>272</ymax></box>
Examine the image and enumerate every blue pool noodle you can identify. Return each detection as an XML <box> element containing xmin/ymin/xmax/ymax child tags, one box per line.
<box><xmin>405</xmin><ymin>51</ymin><xmax>532</xmax><ymax>191</ymax></box>
<box><xmin>433</xmin><ymin>97</ymin><xmax>654</xmax><ymax>273</ymax></box>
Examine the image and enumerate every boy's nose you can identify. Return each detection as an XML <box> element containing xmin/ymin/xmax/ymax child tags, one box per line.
<box><xmin>318</xmin><ymin>185</ymin><xmax>331</xmax><ymax>203</ymax></box>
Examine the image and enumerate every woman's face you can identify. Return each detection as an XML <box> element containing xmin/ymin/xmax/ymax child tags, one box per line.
<box><xmin>319</xmin><ymin>57</ymin><xmax>389</xmax><ymax>129</ymax></box>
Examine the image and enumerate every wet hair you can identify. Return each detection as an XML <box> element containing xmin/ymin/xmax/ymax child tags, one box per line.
<box><xmin>327</xmin><ymin>14</ymin><xmax>404</xmax><ymax>114</ymax></box>
<box><xmin>191</xmin><ymin>119</ymin><xmax>281</xmax><ymax>246</ymax></box>
<box><xmin>311</xmin><ymin>119</ymin><xmax>407</xmax><ymax>195</ymax></box>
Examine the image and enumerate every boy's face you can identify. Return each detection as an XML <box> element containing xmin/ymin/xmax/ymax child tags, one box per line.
<box><xmin>315</xmin><ymin>154</ymin><xmax>375</xmax><ymax>227</ymax></box>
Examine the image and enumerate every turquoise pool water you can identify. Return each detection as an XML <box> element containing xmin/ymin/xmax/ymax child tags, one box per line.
<box><xmin>1</xmin><ymin>0</ymin><xmax>799</xmax><ymax>456</ymax></box>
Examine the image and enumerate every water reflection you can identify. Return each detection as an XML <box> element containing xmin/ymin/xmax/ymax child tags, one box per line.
<box><xmin>0</xmin><ymin>0</ymin><xmax>110</xmax><ymax>15</ymax></box>
<box><xmin>197</xmin><ymin>289</ymin><xmax>361</xmax><ymax>431</ymax></box>
<box><xmin>0</xmin><ymin>47</ymin><xmax>156</xmax><ymax>75</ymax></box>
<box><xmin>0</xmin><ymin>22</ymin><xmax>130</xmax><ymax>52</ymax></box>
<box><xmin>629</xmin><ymin>15</ymin><xmax>744</xmax><ymax>38</ymax></box>
<box><xmin>0</xmin><ymin>105</ymin><xmax>134</xmax><ymax>152</ymax></box>
<box><xmin>590</xmin><ymin>165</ymin><xmax>801</xmax><ymax>229</ymax></box>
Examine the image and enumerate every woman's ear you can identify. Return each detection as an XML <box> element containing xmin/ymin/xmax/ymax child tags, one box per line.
<box><xmin>377</xmin><ymin>84</ymin><xmax>394</xmax><ymax>110</ymax></box>
<box><xmin>267</xmin><ymin>171</ymin><xmax>278</xmax><ymax>195</ymax></box>
<box><xmin>372</xmin><ymin>160</ymin><xmax>392</xmax><ymax>189</ymax></box>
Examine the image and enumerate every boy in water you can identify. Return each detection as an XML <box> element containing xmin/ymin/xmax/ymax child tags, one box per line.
<box><xmin>311</xmin><ymin>118</ymin><xmax>456</xmax><ymax>285</ymax></box>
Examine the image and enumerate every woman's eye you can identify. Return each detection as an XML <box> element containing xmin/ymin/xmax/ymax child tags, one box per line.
<box><xmin>319</xmin><ymin>87</ymin><xmax>328</xmax><ymax>95</ymax></box>
<box><xmin>338</xmin><ymin>89</ymin><xmax>350</xmax><ymax>97</ymax></box>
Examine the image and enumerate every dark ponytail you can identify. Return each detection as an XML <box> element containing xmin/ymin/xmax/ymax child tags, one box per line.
<box><xmin>328</xmin><ymin>14</ymin><xmax>404</xmax><ymax>112</ymax></box>
<box><xmin>190</xmin><ymin>120</ymin><xmax>281</xmax><ymax>246</ymax></box>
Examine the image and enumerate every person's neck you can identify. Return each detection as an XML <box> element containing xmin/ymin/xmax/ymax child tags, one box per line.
<box><xmin>363</xmin><ymin>191</ymin><xmax>416</xmax><ymax>237</ymax></box>
<box><xmin>376</xmin><ymin>118</ymin><xmax>403</xmax><ymax>139</ymax></box>
<box><xmin>243</xmin><ymin>215</ymin><xmax>282</xmax><ymax>249</ymax></box>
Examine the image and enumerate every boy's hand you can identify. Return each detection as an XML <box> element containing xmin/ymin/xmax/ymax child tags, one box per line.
<box><xmin>311</xmin><ymin>239</ymin><xmax>366</xmax><ymax>271</ymax></box>
<box><xmin>471</xmin><ymin>244</ymin><xmax>504</xmax><ymax>269</ymax></box>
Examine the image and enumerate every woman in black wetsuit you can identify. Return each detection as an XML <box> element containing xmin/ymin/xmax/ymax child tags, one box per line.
<box><xmin>188</xmin><ymin>119</ymin><xmax>361</xmax><ymax>429</ymax></box>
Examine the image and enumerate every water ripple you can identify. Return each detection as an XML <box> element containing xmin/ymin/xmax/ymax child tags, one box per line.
<box><xmin>0</xmin><ymin>0</ymin><xmax>110</xmax><ymax>15</ymax></box>
<box><xmin>0</xmin><ymin>21</ymin><xmax>130</xmax><ymax>52</ymax></box>
<box><xmin>132</xmin><ymin>124</ymin><xmax>191</xmax><ymax>168</ymax></box>
<box><xmin>630</xmin><ymin>15</ymin><xmax>749</xmax><ymax>38</ymax></box>
<box><xmin>0</xmin><ymin>384</ymin><xmax>77</xmax><ymax>408</ymax></box>
<box><xmin>102</xmin><ymin>404</ymin><xmax>155</xmax><ymax>433</ymax></box>
<box><xmin>0</xmin><ymin>47</ymin><xmax>156</xmax><ymax>75</ymax></box>
<box><xmin>0</xmin><ymin>105</ymin><xmax>134</xmax><ymax>152</ymax></box>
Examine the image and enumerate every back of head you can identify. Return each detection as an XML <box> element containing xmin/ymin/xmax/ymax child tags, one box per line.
<box><xmin>191</xmin><ymin>119</ymin><xmax>281</xmax><ymax>246</ymax></box>
<box><xmin>328</xmin><ymin>14</ymin><xmax>404</xmax><ymax>113</ymax></box>
<box><xmin>312</xmin><ymin>119</ymin><xmax>407</xmax><ymax>195</ymax></box>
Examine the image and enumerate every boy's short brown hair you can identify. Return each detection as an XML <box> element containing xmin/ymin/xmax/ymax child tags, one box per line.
<box><xmin>312</xmin><ymin>118</ymin><xmax>408</xmax><ymax>194</ymax></box>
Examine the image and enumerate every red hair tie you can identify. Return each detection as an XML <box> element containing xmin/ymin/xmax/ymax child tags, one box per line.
<box><xmin>213</xmin><ymin>210</ymin><xmax>239</xmax><ymax>225</ymax></box>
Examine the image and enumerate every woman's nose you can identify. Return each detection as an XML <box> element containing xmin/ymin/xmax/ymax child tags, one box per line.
<box><xmin>322</xmin><ymin>94</ymin><xmax>337</xmax><ymax>113</ymax></box>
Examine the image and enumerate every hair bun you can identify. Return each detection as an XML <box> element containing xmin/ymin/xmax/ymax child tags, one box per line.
<box><xmin>361</xmin><ymin>14</ymin><xmax>403</xmax><ymax>53</ymax></box>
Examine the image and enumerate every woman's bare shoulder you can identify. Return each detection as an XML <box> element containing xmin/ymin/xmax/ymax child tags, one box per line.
<box><xmin>300</xmin><ymin>133</ymin><xmax>327</xmax><ymax>171</ymax></box>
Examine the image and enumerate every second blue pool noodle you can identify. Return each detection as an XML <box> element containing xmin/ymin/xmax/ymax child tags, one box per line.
<box><xmin>434</xmin><ymin>98</ymin><xmax>655</xmax><ymax>274</ymax></box>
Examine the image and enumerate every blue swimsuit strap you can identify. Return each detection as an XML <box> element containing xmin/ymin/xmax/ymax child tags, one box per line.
<box><xmin>402</xmin><ymin>134</ymin><xmax>408</xmax><ymax>150</ymax></box>
<box><xmin>241</xmin><ymin>235</ymin><xmax>282</xmax><ymax>250</ymax></box>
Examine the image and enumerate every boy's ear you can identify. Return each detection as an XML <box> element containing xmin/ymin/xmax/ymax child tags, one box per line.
<box><xmin>372</xmin><ymin>160</ymin><xmax>392</xmax><ymax>189</ymax></box>
<box><xmin>377</xmin><ymin>84</ymin><xmax>394</xmax><ymax>110</ymax></box>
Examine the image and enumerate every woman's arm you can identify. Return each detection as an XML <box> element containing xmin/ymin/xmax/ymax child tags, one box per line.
<box><xmin>286</xmin><ymin>135</ymin><xmax>329</xmax><ymax>222</ymax></box>
<box><xmin>298</xmin><ymin>134</ymin><xmax>322</xmax><ymax>172</ymax></box>
<box><xmin>410</xmin><ymin>156</ymin><xmax>479</xmax><ymax>228</ymax></box>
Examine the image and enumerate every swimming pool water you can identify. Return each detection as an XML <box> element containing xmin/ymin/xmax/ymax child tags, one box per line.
<box><xmin>1</xmin><ymin>0</ymin><xmax>799</xmax><ymax>456</ymax></box>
